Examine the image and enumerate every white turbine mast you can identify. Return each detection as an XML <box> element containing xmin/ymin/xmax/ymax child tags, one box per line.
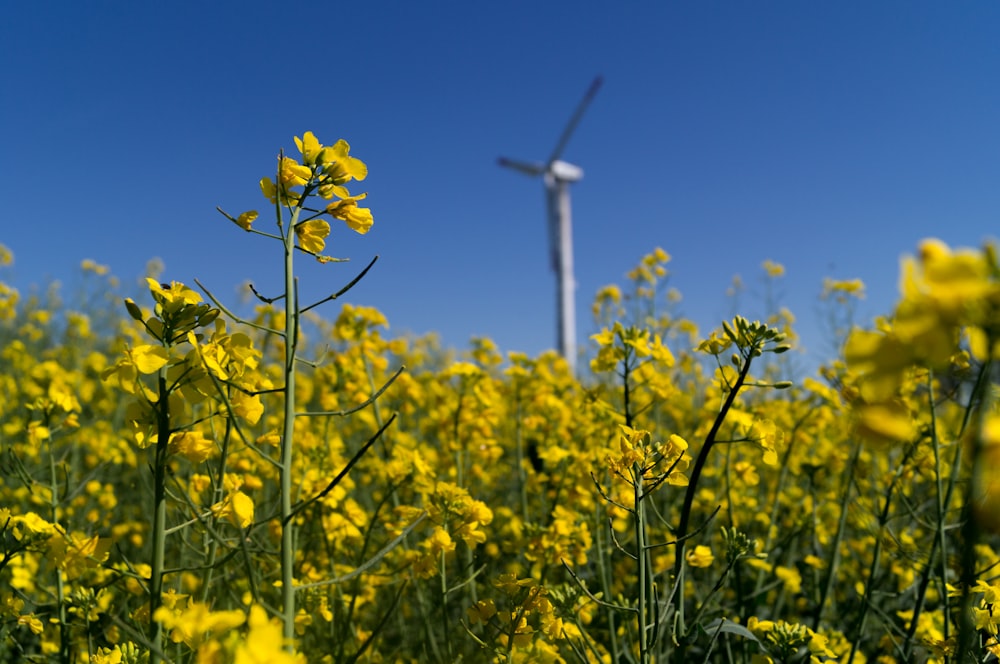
<box><xmin>498</xmin><ymin>76</ymin><xmax>603</xmax><ymax>376</ymax></box>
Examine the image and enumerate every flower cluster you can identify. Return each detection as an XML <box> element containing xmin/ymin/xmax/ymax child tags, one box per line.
<box><xmin>242</xmin><ymin>131</ymin><xmax>373</xmax><ymax>262</ymax></box>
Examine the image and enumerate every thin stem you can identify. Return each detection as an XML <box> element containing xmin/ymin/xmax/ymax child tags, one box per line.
<box><xmin>149</xmin><ymin>368</ymin><xmax>171</xmax><ymax>664</ymax></box>
<box><xmin>279</xmin><ymin>191</ymin><xmax>303</xmax><ymax>646</ymax></box>
<box><xmin>674</xmin><ymin>351</ymin><xmax>755</xmax><ymax>579</ymax></box>
<box><xmin>634</xmin><ymin>463</ymin><xmax>650</xmax><ymax>662</ymax></box>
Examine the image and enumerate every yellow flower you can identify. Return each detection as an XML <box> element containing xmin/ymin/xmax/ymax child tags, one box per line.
<box><xmin>697</xmin><ymin>331</ymin><xmax>733</xmax><ymax>356</ymax></box>
<box><xmin>277</xmin><ymin>157</ymin><xmax>311</xmax><ymax>188</ymax></box>
<box><xmin>821</xmin><ymin>277</ymin><xmax>865</xmax><ymax>300</ymax></box>
<box><xmin>51</xmin><ymin>530</ymin><xmax>111</xmax><ymax>579</ymax></box>
<box><xmin>495</xmin><ymin>574</ymin><xmax>535</xmax><ymax>595</ymax></box>
<box><xmin>147</xmin><ymin>279</ymin><xmax>202</xmax><ymax>306</ymax></box>
<box><xmin>804</xmin><ymin>554</ymin><xmax>824</xmax><ymax>570</ymax></box>
<box><xmin>154</xmin><ymin>601</ymin><xmax>245</xmax><ymax>648</ymax></box>
<box><xmin>774</xmin><ymin>565</ymin><xmax>802</xmax><ymax>593</ymax></box>
<box><xmin>606</xmin><ymin>425</ymin><xmax>648</xmax><ymax>475</ymax></box>
<box><xmin>843</xmin><ymin>329</ymin><xmax>913</xmax><ymax>402</ymax></box>
<box><xmin>211</xmin><ymin>490</ymin><xmax>255</xmax><ymax>528</ymax></box>
<box><xmin>260</xmin><ymin>172</ymin><xmax>302</xmax><ymax>206</ymax></box>
<box><xmin>762</xmin><ymin>259</ymin><xmax>785</xmax><ymax>278</ymax></box>
<box><xmin>467</xmin><ymin>599</ymin><xmax>497</xmax><ymax>625</ymax></box>
<box><xmin>686</xmin><ymin>545</ymin><xmax>714</xmax><ymax>568</ymax></box>
<box><xmin>100</xmin><ymin>344</ymin><xmax>170</xmax><ymax>395</ymax></box>
<box><xmin>231</xmin><ymin>390</ymin><xmax>263</xmax><ymax>425</ymax></box>
<box><xmin>168</xmin><ymin>431</ymin><xmax>215</xmax><ymax>463</ymax></box>
<box><xmin>17</xmin><ymin>614</ymin><xmax>43</xmax><ymax>635</ymax></box>
<box><xmin>294</xmin><ymin>219</ymin><xmax>331</xmax><ymax>254</ymax></box>
<box><xmin>326</xmin><ymin>194</ymin><xmax>373</xmax><ymax>234</ymax></box>
<box><xmin>90</xmin><ymin>646</ymin><xmax>125</xmax><ymax>664</ymax></box>
<box><xmin>590</xmin><ymin>326</ymin><xmax>621</xmax><ymax>372</ymax></box>
<box><xmin>235</xmin><ymin>605</ymin><xmax>303</xmax><ymax>664</ymax></box>
<box><xmin>132</xmin><ymin>345</ymin><xmax>170</xmax><ymax>374</ymax></box>
<box><xmin>648</xmin><ymin>333</ymin><xmax>675</xmax><ymax>365</ymax></box>
<box><xmin>903</xmin><ymin>238</ymin><xmax>994</xmax><ymax>320</ymax></box>
<box><xmin>235</xmin><ymin>210</ymin><xmax>257</xmax><ymax>231</ymax></box>
<box><xmin>80</xmin><ymin>258</ymin><xmax>110</xmax><ymax>275</ymax></box>
<box><xmin>294</xmin><ymin>131</ymin><xmax>323</xmax><ymax>166</ymax></box>
<box><xmin>595</xmin><ymin>284</ymin><xmax>622</xmax><ymax>304</ymax></box>
<box><xmin>11</xmin><ymin>512</ymin><xmax>56</xmax><ymax>540</ymax></box>
<box><xmin>426</xmin><ymin>526</ymin><xmax>456</xmax><ymax>555</ymax></box>
<box><xmin>319</xmin><ymin>139</ymin><xmax>368</xmax><ymax>185</ymax></box>
<box><xmin>259</xmin><ymin>177</ymin><xmax>279</xmax><ymax>203</ymax></box>
<box><xmin>27</xmin><ymin>422</ymin><xmax>51</xmax><ymax>446</ymax></box>
<box><xmin>807</xmin><ymin>632</ymin><xmax>837</xmax><ymax>658</ymax></box>
<box><xmin>854</xmin><ymin>400</ymin><xmax>915</xmax><ymax>445</ymax></box>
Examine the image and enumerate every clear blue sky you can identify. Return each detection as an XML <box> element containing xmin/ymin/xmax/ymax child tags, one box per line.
<box><xmin>2</xmin><ymin>2</ymin><xmax>998</xmax><ymax>368</ymax></box>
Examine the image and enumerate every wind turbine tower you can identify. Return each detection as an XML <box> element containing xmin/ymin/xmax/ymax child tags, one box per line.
<box><xmin>498</xmin><ymin>76</ymin><xmax>603</xmax><ymax>375</ymax></box>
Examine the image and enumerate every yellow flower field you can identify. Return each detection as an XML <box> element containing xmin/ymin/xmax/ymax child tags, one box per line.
<box><xmin>1</xmin><ymin>133</ymin><xmax>998</xmax><ymax>663</ymax></box>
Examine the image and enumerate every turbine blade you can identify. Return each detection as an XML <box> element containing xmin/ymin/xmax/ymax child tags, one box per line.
<box><xmin>498</xmin><ymin>156</ymin><xmax>546</xmax><ymax>176</ymax></box>
<box><xmin>546</xmin><ymin>75</ymin><xmax>603</xmax><ymax>166</ymax></box>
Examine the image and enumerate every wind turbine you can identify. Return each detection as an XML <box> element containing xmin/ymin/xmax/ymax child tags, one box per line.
<box><xmin>498</xmin><ymin>76</ymin><xmax>602</xmax><ymax>376</ymax></box>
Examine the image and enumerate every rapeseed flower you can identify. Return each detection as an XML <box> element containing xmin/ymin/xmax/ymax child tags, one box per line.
<box><xmin>685</xmin><ymin>545</ymin><xmax>714</xmax><ymax>568</ymax></box>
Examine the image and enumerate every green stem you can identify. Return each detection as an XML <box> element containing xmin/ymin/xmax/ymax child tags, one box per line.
<box><xmin>634</xmin><ymin>463</ymin><xmax>650</xmax><ymax>662</ymax></box>
<box><xmin>674</xmin><ymin>352</ymin><xmax>754</xmax><ymax>580</ymax></box>
<box><xmin>671</xmin><ymin>349</ymin><xmax>754</xmax><ymax>662</ymax></box>
<box><xmin>280</xmin><ymin>199</ymin><xmax>303</xmax><ymax>646</ymax></box>
<box><xmin>150</xmin><ymin>369</ymin><xmax>171</xmax><ymax>664</ymax></box>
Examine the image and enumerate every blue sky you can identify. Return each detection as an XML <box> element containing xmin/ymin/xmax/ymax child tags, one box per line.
<box><xmin>2</xmin><ymin>2</ymin><xmax>998</xmax><ymax>369</ymax></box>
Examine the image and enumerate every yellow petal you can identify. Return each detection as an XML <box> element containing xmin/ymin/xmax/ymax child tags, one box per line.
<box><xmin>326</xmin><ymin>196</ymin><xmax>373</xmax><ymax>234</ymax></box>
<box><xmin>855</xmin><ymin>401</ymin><xmax>915</xmax><ymax>444</ymax></box>
<box><xmin>295</xmin><ymin>131</ymin><xmax>322</xmax><ymax>165</ymax></box>
<box><xmin>130</xmin><ymin>345</ymin><xmax>169</xmax><ymax>374</ymax></box>
<box><xmin>295</xmin><ymin>219</ymin><xmax>331</xmax><ymax>254</ymax></box>
<box><xmin>230</xmin><ymin>491</ymin><xmax>254</xmax><ymax>528</ymax></box>
<box><xmin>232</xmin><ymin>391</ymin><xmax>263</xmax><ymax>425</ymax></box>
<box><xmin>235</xmin><ymin>211</ymin><xmax>258</xmax><ymax>231</ymax></box>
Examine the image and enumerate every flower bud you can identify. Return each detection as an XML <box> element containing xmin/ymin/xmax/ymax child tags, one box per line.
<box><xmin>198</xmin><ymin>308</ymin><xmax>220</xmax><ymax>328</ymax></box>
<box><xmin>124</xmin><ymin>299</ymin><xmax>144</xmax><ymax>322</ymax></box>
<box><xmin>722</xmin><ymin>320</ymin><xmax>739</xmax><ymax>344</ymax></box>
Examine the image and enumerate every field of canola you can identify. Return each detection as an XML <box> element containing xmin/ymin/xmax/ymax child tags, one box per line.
<box><xmin>1</xmin><ymin>132</ymin><xmax>999</xmax><ymax>663</ymax></box>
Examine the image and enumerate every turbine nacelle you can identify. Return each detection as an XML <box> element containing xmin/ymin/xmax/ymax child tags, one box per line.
<box><xmin>548</xmin><ymin>160</ymin><xmax>583</xmax><ymax>183</ymax></box>
<box><xmin>497</xmin><ymin>157</ymin><xmax>583</xmax><ymax>183</ymax></box>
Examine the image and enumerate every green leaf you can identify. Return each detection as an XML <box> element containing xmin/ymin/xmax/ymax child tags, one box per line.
<box><xmin>702</xmin><ymin>618</ymin><xmax>761</xmax><ymax>645</ymax></box>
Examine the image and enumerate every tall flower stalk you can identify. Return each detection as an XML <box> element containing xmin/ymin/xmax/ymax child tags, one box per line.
<box><xmin>104</xmin><ymin>280</ymin><xmax>221</xmax><ymax>664</ymax></box>
<box><xmin>672</xmin><ymin>316</ymin><xmax>790</xmax><ymax>660</ymax></box>
<box><xmin>215</xmin><ymin>131</ymin><xmax>388</xmax><ymax>645</ymax></box>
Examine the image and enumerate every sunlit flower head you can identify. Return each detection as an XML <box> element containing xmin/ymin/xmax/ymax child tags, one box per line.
<box><xmin>326</xmin><ymin>194</ymin><xmax>373</xmax><ymax>234</ymax></box>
